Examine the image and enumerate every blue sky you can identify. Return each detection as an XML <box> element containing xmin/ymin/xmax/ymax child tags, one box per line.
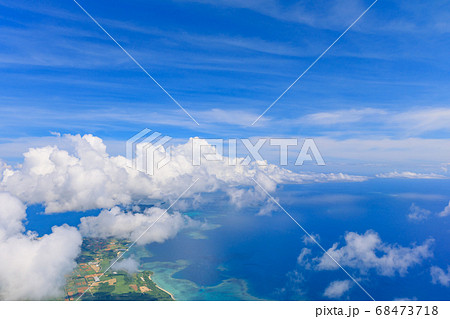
<box><xmin>1</xmin><ymin>0</ymin><xmax>450</xmax><ymax>173</ymax></box>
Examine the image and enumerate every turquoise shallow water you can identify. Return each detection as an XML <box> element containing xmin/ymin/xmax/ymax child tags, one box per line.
<box><xmin>141</xmin><ymin>260</ymin><xmax>260</xmax><ymax>301</ymax></box>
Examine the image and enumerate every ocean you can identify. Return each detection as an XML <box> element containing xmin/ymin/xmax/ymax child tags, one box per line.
<box><xmin>26</xmin><ymin>179</ymin><xmax>450</xmax><ymax>300</ymax></box>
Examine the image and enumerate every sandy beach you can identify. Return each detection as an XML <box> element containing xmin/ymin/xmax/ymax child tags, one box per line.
<box><xmin>149</xmin><ymin>275</ymin><xmax>175</xmax><ymax>300</ymax></box>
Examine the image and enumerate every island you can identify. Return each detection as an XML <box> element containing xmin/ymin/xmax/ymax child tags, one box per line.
<box><xmin>64</xmin><ymin>238</ymin><xmax>173</xmax><ymax>301</ymax></box>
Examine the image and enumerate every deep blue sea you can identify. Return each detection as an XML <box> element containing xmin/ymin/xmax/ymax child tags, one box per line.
<box><xmin>26</xmin><ymin>179</ymin><xmax>450</xmax><ymax>301</ymax></box>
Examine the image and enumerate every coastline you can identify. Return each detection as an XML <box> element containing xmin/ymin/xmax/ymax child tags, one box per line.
<box><xmin>150</xmin><ymin>274</ymin><xmax>176</xmax><ymax>300</ymax></box>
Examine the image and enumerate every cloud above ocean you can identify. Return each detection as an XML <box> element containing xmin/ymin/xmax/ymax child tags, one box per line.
<box><xmin>310</xmin><ymin>230</ymin><xmax>434</xmax><ymax>277</ymax></box>
<box><xmin>0</xmin><ymin>133</ymin><xmax>366</xmax><ymax>214</ymax></box>
<box><xmin>0</xmin><ymin>192</ymin><xmax>82</xmax><ymax>300</ymax></box>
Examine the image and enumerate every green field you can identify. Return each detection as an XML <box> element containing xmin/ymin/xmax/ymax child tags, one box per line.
<box><xmin>64</xmin><ymin>238</ymin><xmax>173</xmax><ymax>301</ymax></box>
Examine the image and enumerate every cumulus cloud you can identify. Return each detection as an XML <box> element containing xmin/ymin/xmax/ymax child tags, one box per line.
<box><xmin>111</xmin><ymin>258</ymin><xmax>139</xmax><ymax>274</ymax></box>
<box><xmin>0</xmin><ymin>192</ymin><xmax>26</xmax><ymax>240</ymax></box>
<box><xmin>408</xmin><ymin>203</ymin><xmax>431</xmax><ymax>221</ymax></box>
<box><xmin>438</xmin><ymin>201</ymin><xmax>450</xmax><ymax>217</ymax></box>
<box><xmin>430</xmin><ymin>266</ymin><xmax>450</xmax><ymax>287</ymax></box>
<box><xmin>79</xmin><ymin>206</ymin><xmax>200</xmax><ymax>245</ymax></box>
<box><xmin>323</xmin><ymin>280</ymin><xmax>352</xmax><ymax>299</ymax></box>
<box><xmin>376</xmin><ymin>171</ymin><xmax>447</xmax><ymax>179</ymax></box>
<box><xmin>0</xmin><ymin>134</ymin><xmax>365</xmax><ymax>213</ymax></box>
<box><xmin>316</xmin><ymin>230</ymin><xmax>433</xmax><ymax>276</ymax></box>
<box><xmin>0</xmin><ymin>192</ymin><xmax>82</xmax><ymax>300</ymax></box>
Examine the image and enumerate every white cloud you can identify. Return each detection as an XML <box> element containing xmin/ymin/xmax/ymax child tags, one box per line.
<box><xmin>302</xmin><ymin>233</ymin><xmax>320</xmax><ymax>245</ymax></box>
<box><xmin>408</xmin><ymin>203</ymin><xmax>431</xmax><ymax>221</ymax></box>
<box><xmin>439</xmin><ymin>201</ymin><xmax>450</xmax><ymax>217</ymax></box>
<box><xmin>0</xmin><ymin>192</ymin><xmax>26</xmax><ymax>240</ymax></box>
<box><xmin>255</xmin><ymin>199</ymin><xmax>278</xmax><ymax>216</ymax></box>
<box><xmin>394</xmin><ymin>297</ymin><xmax>417</xmax><ymax>301</ymax></box>
<box><xmin>314</xmin><ymin>137</ymin><xmax>450</xmax><ymax>166</ymax></box>
<box><xmin>299</xmin><ymin>107</ymin><xmax>450</xmax><ymax>135</ymax></box>
<box><xmin>0</xmin><ymin>134</ymin><xmax>364</xmax><ymax>213</ymax></box>
<box><xmin>195</xmin><ymin>108</ymin><xmax>270</xmax><ymax>126</ymax></box>
<box><xmin>391</xmin><ymin>108</ymin><xmax>450</xmax><ymax>135</ymax></box>
<box><xmin>323</xmin><ymin>280</ymin><xmax>352</xmax><ymax>299</ymax></box>
<box><xmin>316</xmin><ymin>230</ymin><xmax>433</xmax><ymax>276</ymax></box>
<box><xmin>181</xmin><ymin>0</ymin><xmax>372</xmax><ymax>31</ymax></box>
<box><xmin>272</xmin><ymin>108</ymin><xmax>450</xmax><ymax>168</ymax></box>
<box><xmin>297</xmin><ymin>248</ymin><xmax>312</xmax><ymax>270</ymax></box>
<box><xmin>376</xmin><ymin>172</ymin><xmax>447</xmax><ymax>179</ymax></box>
<box><xmin>302</xmin><ymin>108</ymin><xmax>386</xmax><ymax>125</ymax></box>
<box><xmin>111</xmin><ymin>258</ymin><xmax>139</xmax><ymax>274</ymax></box>
<box><xmin>430</xmin><ymin>266</ymin><xmax>450</xmax><ymax>287</ymax></box>
<box><xmin>79</xmin><ymin>206</ymin><xmax>200</xmax><ymax>245</ymax></box>
<box><xmin>0</xmin><ymin>192</ymin><xmax>82</xmax><ymax>300</ymax></box>
<box><xmin>389</xmin><ymin>193</ymin><xmax>446</xmax><ymax>201</ymax></box>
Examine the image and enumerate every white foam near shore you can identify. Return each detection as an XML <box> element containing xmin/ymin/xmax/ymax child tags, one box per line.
<box><xmin>148</xmin><ymin>274</ymin><xmax>175</xmax><ymax>300</ymax></box>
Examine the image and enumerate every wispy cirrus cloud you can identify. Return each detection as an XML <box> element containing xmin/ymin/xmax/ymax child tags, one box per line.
<box><xmin>376</xmin><ymin>171</ymin><xmax>447</xmax><ymax>179</ymax></box>
<box><xmin>296</xmin><ymin>107</ymin><xmax>450</xmax><ymax>136</ymax></box>
<box><xmin>177</xmin><ymin>0</ymin><xmax>372</xmax><ymax>31</ymax></box>
<box><xmin>301</xmin><ymin>108</ymin><xmax>386</xmax><ymax>125</ymax></box>
<box><xmin>179</xmin><ymin>0</ymin><xmax>450</xmax><ymax>36</ymax></box>
<box><xmin>389</xmin><ymin>193</ymin><xmax>447</xmax><ymax>201</ymax></box>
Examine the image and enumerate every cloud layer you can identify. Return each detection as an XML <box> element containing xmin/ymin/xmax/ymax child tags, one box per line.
<box><xmin>0</xmin><ymin>192</ymin><xmax>82</xmax><ymax>300</ymax></box>
<box><xmin>0</xmin><ymin>134</ymin><xmax>365</xmax><ymax>214</ymax></box>
<box><xmin>79</xmin><ymin>206</ymin><xmax>200</xmax><ymax>245</ymax></box>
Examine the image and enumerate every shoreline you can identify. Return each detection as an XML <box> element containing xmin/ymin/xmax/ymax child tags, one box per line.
<box><xmin>149</xmin><ymin>274</ymin><xmax>176</xmax><ymax>301</ymax></box>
